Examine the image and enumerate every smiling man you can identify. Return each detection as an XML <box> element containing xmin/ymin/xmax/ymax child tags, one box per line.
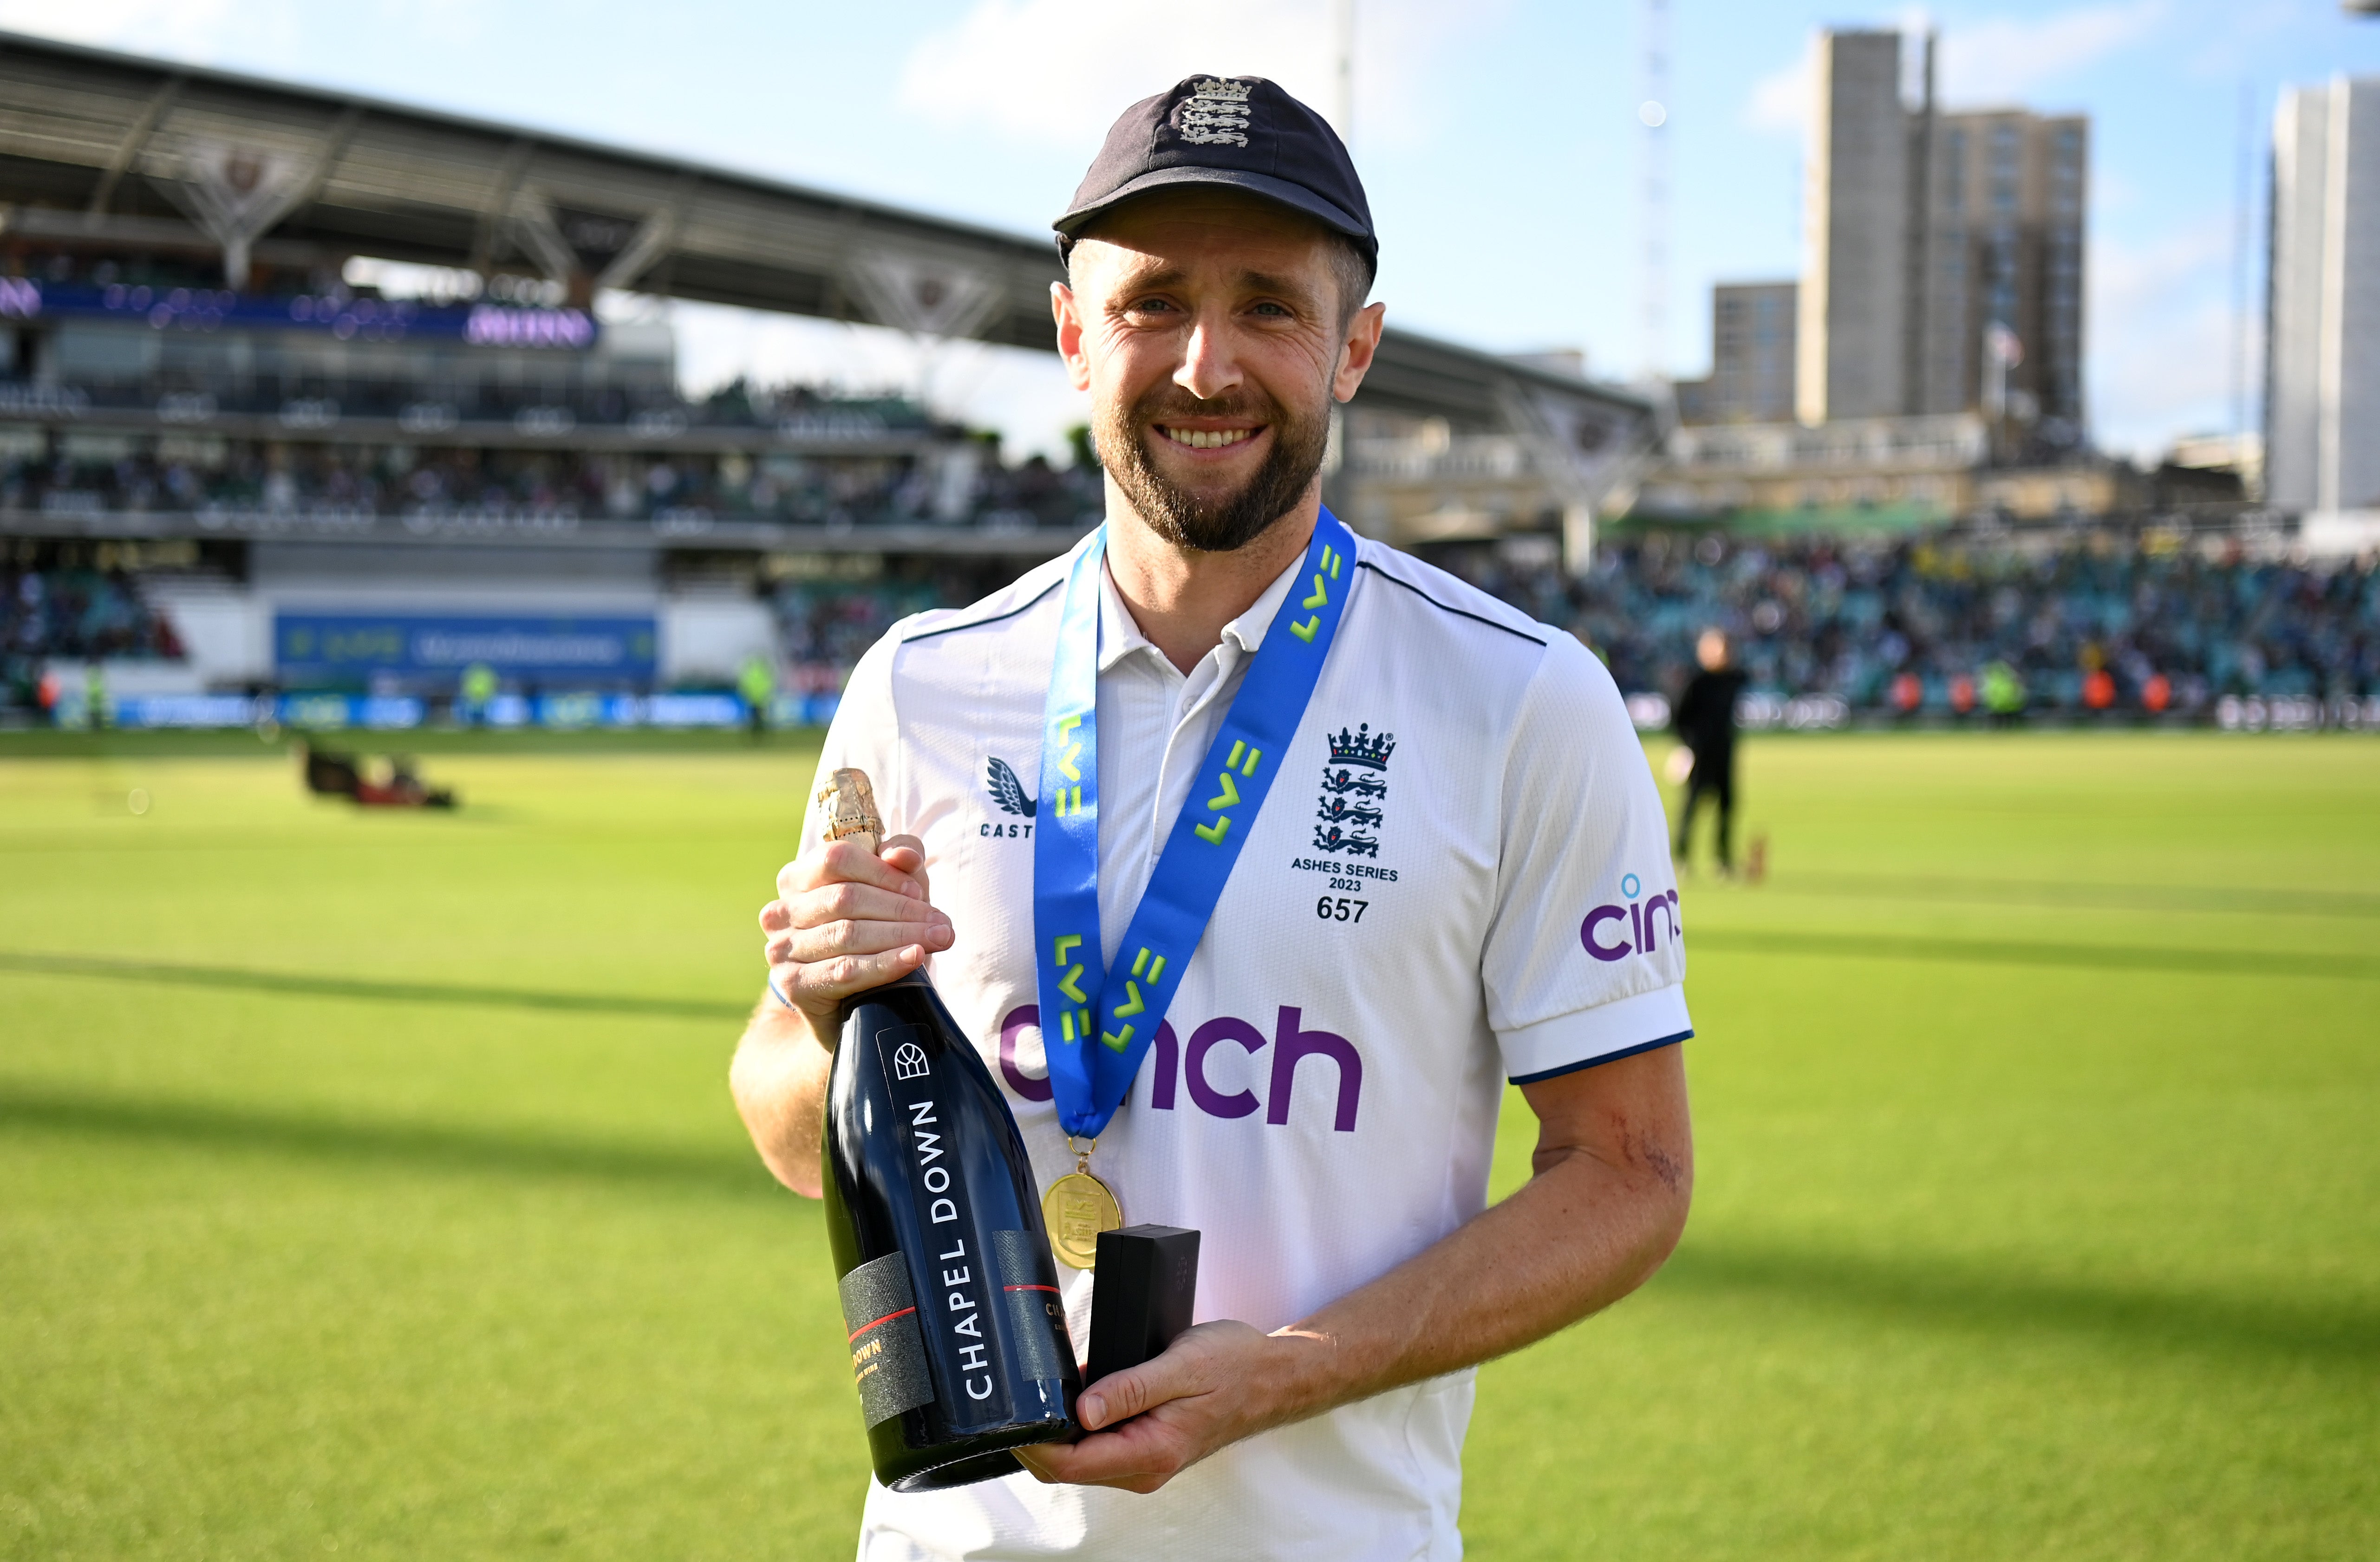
<box><xmin>731</xmin><ymin>77</ymin><xmax>1694</xmax><ymax>1561</ymax></box>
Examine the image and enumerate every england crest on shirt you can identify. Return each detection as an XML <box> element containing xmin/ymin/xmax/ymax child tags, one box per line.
<box><xmin>1313</xmin><ymin>723</ymin><xmax>1394</xmax><ymax>858</ymax></box>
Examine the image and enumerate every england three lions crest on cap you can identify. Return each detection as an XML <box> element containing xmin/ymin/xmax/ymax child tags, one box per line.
<box><xmin>1314</xmin><ymin>724</ymin><xmax>1394</xmax><ymax>858</ymax></box>
<box><xmin>1175</xmin><ymin>78</ymin><xmax>1254</xmax><ymax>147</ymax></box>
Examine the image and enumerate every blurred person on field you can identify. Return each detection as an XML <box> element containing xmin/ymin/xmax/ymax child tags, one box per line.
<box><xmin>459</xmin><ymin>661</ymin><xmax>498</xmax><ymax>726</ymax></box>
<box><xmin>1672</xmin><ymin>628</ymin><xmax>1746</xmax><ymax>875</ymax></box>
<box><xmin>739</xmin><ymin>652</ymin><xmax>776</xmax><ymax>739</ymax></box>
<box><xmin>1983</xmin><ymin>659</ymin><xmax>2025</xmax><ymax>727</ymax></box>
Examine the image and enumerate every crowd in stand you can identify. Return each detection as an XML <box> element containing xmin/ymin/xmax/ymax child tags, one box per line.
<box><xmin>0</xmin><ymin>442</ymin><xmax>1104</xmax><ymax>531</ymax></box>
<box><xmin>7</xmin><ymin>520</ymin><xmax>2378</xmax><ymax>722</ymax></box>
<box><xmin>1450</xmin><ymin>528</ymin><xmax>2380</xmax><ymax>712</ymax></box>
<box><xmin>2</xmin><ymin>565</ymin><xmax>184</xmax><ymax>708</ymax></box>
<box><xmin>3</xmin><ymin>566</ymin><xmax>181</xmax><ymax>662</ymax></box>
<box><xmin>758</xmin><ymin>527</ymin><xmax>2380</xmax><ymax>716</ymax></box>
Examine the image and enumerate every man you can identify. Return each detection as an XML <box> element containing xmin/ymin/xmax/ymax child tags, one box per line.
<box><xmin>1671</xmin><ymin>628</ymin><xmax>1747</xmax><ymax>875</ymax></box>
<box><xmin>732</xmin><ymin>77</ymin><xmax>1692</xmax><ymax>1562</ymax></box>
<box><xmin>459</xmin><ymin>660</ymin><xmax>498</xmax><ymax>727</ymax></box>
<box><xmin>740</xmin><ymin>651</ymin><xmax>777</xmax><ymax>740</ymax></box>
<box><xmin>1982</xmin><ymin>657</ymin><xmax>2026</xmax><ymax>726</ymax></box>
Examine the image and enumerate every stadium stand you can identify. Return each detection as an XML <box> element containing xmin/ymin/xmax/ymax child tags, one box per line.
<box><xmin>4</xmin><ymin>32</ymin><xmax>2366</xmax><ymax>734</ymax></box>
<box><xmin>0</xmin><ymin>29</ymin><xmax>1648</xmax><ymax>732</ymax></box>
<box><xmin>1433</xmin><ymin>527</ymin><xmax>2380</xmax><ymax>728</ymax></box>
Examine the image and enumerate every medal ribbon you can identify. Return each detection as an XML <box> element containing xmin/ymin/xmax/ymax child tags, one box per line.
<box><xmin>1031</xmin><ymin>509</ymin><xmax>1357</xmax><ymax>1140</ymax></box>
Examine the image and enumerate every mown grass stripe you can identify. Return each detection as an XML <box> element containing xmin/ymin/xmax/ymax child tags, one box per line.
<box><xmin>8</xmin><ymin>1086</ymin><xmax>2367</xmax><ymax>1369</ymax></box>
<box><xmin>1775</xmin><ymin>871</ymin><xmax>2380</xmax><ymax>920</ymax></box>
<box><xmin>0</xmin><ymin>950</ymin><xmax>750</xmax><ymax>1021</ymax></box>
<box><xmin>0</xmin><ymin>1087</ymin><xmax>776</xmax><ymax>1200</ymax></box>
<box><xmin>1687</xmin><ymin>927</ymin><xmax>2380</xmax><ymax>982</ymax></box>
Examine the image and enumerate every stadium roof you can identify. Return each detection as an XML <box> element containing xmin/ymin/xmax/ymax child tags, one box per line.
<box><xmin>0</xmin><ymin>29</ymin><xmax>1649</xmax><ymax>447</ymax></box>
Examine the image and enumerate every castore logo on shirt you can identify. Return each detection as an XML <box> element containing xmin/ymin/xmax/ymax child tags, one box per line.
<box><xmin>980</xmin><ymin>756</ymin><xmax>1036</xmax><ymax>838</ymax></box>
<box><xmin>1581</xmin><ymin>872</ymin><xmax>1680</xmax><ymax>962</ymax></box>
<box><xmin>996</xmin><ymin>1004</ymin><xmax>1363</xmax><ymax>1132</ymax></box>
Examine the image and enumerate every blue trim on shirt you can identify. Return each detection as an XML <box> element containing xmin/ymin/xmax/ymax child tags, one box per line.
<box><xmin>900</xmin><ymin>577</ymin><xmax>1063</xmax><ymax>644</ymax></box>
<box><xmin>1508</xmin><ymin>1028</ymin><xmax>1692</xmax><ymax>1086</ymax></box>
<box><xmin>1355</xmin><ymin>560</ymin><xmax>1549</xmax><ymax>646</ymax></box>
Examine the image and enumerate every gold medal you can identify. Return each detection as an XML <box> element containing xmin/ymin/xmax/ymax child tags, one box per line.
<box><xmin>1043</xmin><ymin>1140</ymin><xmax>1122</xmax><ymax>1270</ymax></box>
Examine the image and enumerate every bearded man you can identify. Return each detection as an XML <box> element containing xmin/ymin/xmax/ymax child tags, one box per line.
<box><xmin>732</xmin><ymin>75</ymin><xmax>1694</xmax><ymax>1562</ymax></box>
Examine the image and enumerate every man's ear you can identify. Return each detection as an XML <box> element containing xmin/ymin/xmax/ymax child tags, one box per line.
<box><xmin>1333</xmin><ymin>301</ymin><xmax>1387</xmax><ymax>404</ymax></box>
<box><xmin>1052</xmin><ymin>281</ymin><xmax>1094</xmax><ymax>392</ymax></box>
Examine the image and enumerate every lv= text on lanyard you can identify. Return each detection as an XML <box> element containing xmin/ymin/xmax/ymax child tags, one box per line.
<box><xmin>1030</xmin><ymin>509</ymin><xmax>1356</xmax><ymax>1269</ymax></box>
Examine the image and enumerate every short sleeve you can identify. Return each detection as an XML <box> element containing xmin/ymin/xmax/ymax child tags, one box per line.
<box><xmin>801</xmin><ymin>626</ymin><xmax>908</xmax><ymax>852</ymax></box>
<box><xmin>1482</xmin><ymin>632</ymin><xmax>1691</xmax><ymax>1083</ymax></box>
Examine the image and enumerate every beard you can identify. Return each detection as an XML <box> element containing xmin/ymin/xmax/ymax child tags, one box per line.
<box><xmin>1097</xmin><ymin>380</ymin><xmax>1331</xmax><ymax>553</ymax></box>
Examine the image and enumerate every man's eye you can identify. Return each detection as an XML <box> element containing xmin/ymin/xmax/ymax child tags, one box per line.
<box><xmin>1251</xmin><ymin>302</ymin><xmax>1291</xmax><ymax>318</ymax></box>
<box><xmin>1127</xmin><ymin>298</ymin><xmax>1176</xmax><ymax>316</ymax></box>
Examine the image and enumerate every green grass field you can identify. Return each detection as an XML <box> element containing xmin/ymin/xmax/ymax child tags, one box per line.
<box><xmin>2</xmin><ymin>731</ymin><xmax>2374</xmax><ymax>1560</ymax></box>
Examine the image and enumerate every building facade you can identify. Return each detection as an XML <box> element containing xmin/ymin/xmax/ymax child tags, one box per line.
<box><xmin>1798</xmin><ymin>30</ymin><xmax>2088</xmax><ymax>441</ymax></box>
<box><xmin>1677</xmin><ymin>282</ymin><xmax>1798</xmax><ymax>425</ymax></box>
<box><xmin>1800</xmin><ymin>31</ymin><xmax>1911</xmax><ymax>424</ymax></box>
<box><xmin>2268</xmin><ymin>76</ymin><xmax>2380</xmax><ymax>516</ymax></box>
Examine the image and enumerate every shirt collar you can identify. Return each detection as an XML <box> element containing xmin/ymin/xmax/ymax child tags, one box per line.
<box><xmin>1095</xmin><ymin>543</ymin><xmax>1304</xmax><ymax>675</ymax></box>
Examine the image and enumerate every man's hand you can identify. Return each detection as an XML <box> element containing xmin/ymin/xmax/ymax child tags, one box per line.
<box><xmin>731</xmin><ymin>832</ymin><xmax>952</xmax><ymax>1196</ymax></box>
<box><xmin>760</xmin><ymin>833</ymin><xmax>951</xmax><ymax>1046</ymax></box>
<box><xmin>1012</xmin><ymin>1322</ymin><xmax>1301</xmax><ymax>1494</ymax></box>
<box><xmin>1012</xmin><ymin>1044</ymin><xmax>1691</xmax><ymax>1493</ymax></box>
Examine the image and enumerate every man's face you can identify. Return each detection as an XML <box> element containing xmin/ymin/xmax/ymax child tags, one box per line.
<box><xmin>1054</xmin><ymin>191</ymin><xmax>1383</xmax><ymax>552</ymax></box>
<box><xmin>1698</xmin><ymin>631</ymin><xmax>1729</xmax><ymax>671</ymax></box>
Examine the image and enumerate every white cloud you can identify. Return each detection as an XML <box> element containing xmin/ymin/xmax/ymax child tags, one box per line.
<box><xmin>894</xmin><ymin>0</ymin><xmax>1489</xmax><ymax>151</ymax></box>
<box><xmin>2087</xmin><ymin>215</ymin><xmax>2255</xmax><ymax>457</ymax></box>
<box><xmin>1745</xmin><ymin>45</ymin><xmax>1808</xmax><ymax>136</ymax></box>
<box><xmin>1937</xmin><ymin>0</ymin><xmax>2166</xmax><ymax>106</ymax></box>
<box><xmin>0</xmin><ymin>0</ymin><xmax>243</xmax><ymax>59</ymax></box>
<box><xmin>1743</xmin><ymin>0</ymin><xmax>2165</xmax><ymax>137</ymax></box>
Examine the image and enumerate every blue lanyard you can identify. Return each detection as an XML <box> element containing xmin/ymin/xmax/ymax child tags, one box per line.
<box><xmin>1030</xmin><ymin>510</ymin><xmax>1356</xmax><ymax>1140</ymax></box>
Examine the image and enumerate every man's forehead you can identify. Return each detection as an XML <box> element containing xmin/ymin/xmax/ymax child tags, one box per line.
<box><xmin>1074</xmin><ymin>190</ymin><xmax>1335</xmax><ymax>272</ymax></box>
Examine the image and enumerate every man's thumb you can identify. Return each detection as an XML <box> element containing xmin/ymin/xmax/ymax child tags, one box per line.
<box><xmin>1077</xmin><ymin>1360</ymin><xmax>1163</xmax><ymax>1430</ymax></box>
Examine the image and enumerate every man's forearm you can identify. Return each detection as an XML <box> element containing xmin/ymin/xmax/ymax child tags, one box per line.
<box><xmin>1035</xmin><ymin>1052</ymin><xmax>1693</xmax><ymax>1493</ymax></box>
<box><xmin>1253</xmin><ymin>1133</ymin><xmax>1690</xmax><ymax>1426</ymax></box>
<box><xmin>729</xmin><ymin>998</ymin><xmax>836</xmax><ymax>1198</ymax></box>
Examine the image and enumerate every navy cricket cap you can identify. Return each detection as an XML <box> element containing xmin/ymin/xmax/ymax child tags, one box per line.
<box><xmin>1053</xmin><ymin>76</ymin><xmax>1376</xmax><ymax>270</ymax></box>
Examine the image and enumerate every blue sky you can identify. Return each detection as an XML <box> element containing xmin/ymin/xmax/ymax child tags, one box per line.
<box><xmin>4</xmin><ymin>0</ymin><xmax>2374</xmax><ymax>460</ymax></box>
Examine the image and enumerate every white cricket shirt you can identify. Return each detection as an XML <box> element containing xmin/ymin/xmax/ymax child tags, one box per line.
<box><xmin>804</xmin><ymin>529</ymin><xmax>1690</xmax><ymax>1562</ymax></box>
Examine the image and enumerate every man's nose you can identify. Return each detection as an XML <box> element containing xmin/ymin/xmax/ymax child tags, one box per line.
<box><xmin>1174</xmin><ymin>314</ymin><xmax>1242</xmax><ymax>403</ymax></box>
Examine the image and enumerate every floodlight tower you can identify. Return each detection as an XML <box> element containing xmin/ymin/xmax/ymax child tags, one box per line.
<box><xmin>1334</xmin><ymin>0</ymin><xmax>1356</xmax><ymax>146</ymax></box>
<box><xmin>1638</xmin><ymin>0</ymin><xmax>1673</xmax><ymax>381</ymax></box>
<box><xmin>2230</xmin><ymin>79</ymin><xmax>2256</xmax><ymax>448</ymax></box>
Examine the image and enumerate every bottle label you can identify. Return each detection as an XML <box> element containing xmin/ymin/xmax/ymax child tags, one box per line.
<box><xmin>991</xmin><ymin>1228</ymin><xmax>1069</xmax><ymax>1385</ymax></box>
<box><xmin>878</xmin><ymin>1024</ymin><xmax>1009</xmax><ymax>1425</ymax></box>
<box><xmin>839</xmin><ymin>1253</ymin><xmax>933</xmax><ymax>1428</ymax></box>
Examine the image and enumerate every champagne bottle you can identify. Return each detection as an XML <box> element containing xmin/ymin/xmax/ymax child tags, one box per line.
<box><xmin>815</xmin><ymin>768</ymin><xmax>1082</xmax><ymax>1492</ymax></box>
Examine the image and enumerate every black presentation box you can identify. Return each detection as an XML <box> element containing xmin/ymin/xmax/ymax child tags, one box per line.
<box><xmin>1084</xmin><ymin>1224</ymin><xmax>1201</xmax><ymax>1387</ymax></box>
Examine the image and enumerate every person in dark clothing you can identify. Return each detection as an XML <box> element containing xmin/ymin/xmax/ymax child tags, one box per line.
<box><xmin>1672</xmin><ymin>628</ymin><xmax>1748</xmax><ymax>873</ymax></box>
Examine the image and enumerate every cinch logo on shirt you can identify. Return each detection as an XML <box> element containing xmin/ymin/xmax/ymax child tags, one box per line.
<box><xmin>995</xmin><ymin>1004</ymin><xmax>1362</xmax><ymax>1132</ymax></box>
<box><xmin>1580</xmin><ymin>873</ymin><xmax>1680</xmax><ymax>962</ymax></box>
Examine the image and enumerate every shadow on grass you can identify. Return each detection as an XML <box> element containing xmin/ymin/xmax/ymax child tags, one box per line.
<box><xmin>1687</xmin><ymin>928</ymin><xmax>2380</xmax><ymax>982</ymax></box>
<box><xmin>8</xmin><ymin>1087</ymin><xmax>2371</xmax><ymax>1371</ymax></box>
<box><xmin>0</xmin><ymin>950</ymin><xmax>750</xmax><ymax>1022</ymax></box>
<box><xmin>1777</xmin><ymin>871</ymin><xmax>2380</xmax><ymax>921</ymax></box>
<box><xmin>0</xmin><ymin>1087</ymin><xmax>782</xmax><ymax>1204</ymax></box>
<box><xmin>0</xmin><ymin>728</ymin><xmax>826</xmax><ymax>760</ymax></box>
<box><xmin>1651</xmin><ymin>1239</ymin><xmax>2380</xmax><ymax>1369</ymax></box>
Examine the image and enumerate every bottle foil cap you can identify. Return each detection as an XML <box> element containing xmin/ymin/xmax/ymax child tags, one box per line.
<box><xmin>819</xmin><ymin>768</ymin><xmax>885</xmax><ymax>852</ymax></box>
